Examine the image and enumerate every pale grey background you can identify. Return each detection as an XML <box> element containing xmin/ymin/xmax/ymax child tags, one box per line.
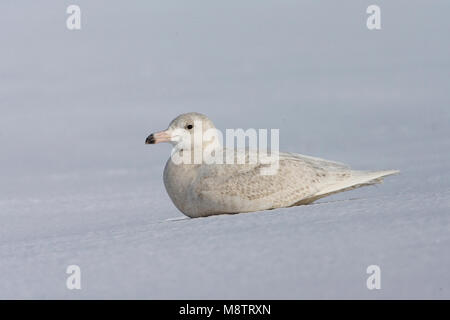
<box><xmin>0</xmin><ymin>1</ymin><xmax>449</xmax><ymax>298</ymax></box>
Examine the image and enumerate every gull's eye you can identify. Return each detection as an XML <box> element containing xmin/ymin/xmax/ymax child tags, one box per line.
<box><xmin>186</xmin><ymin>124</ymin><xmax>193</xmax><ymax>130</ymax></box>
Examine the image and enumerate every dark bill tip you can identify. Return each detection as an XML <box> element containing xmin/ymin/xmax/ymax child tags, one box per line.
<box><xmin>145</xmin><ymin>134</ymin><xmax>155</xmax><ymax>144</ymax></box>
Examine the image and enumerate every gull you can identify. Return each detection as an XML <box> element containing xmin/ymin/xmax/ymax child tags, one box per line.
<box><xmin>145</xmin><ymin>112</ymin><xmax>399</xmax><ymax>218</ymax></box>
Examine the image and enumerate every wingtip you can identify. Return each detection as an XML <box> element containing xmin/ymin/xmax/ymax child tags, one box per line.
<box><xmin>374</xmin><ymin>170</ymin><xmax>400</xmax><ymax>180</ymax></box>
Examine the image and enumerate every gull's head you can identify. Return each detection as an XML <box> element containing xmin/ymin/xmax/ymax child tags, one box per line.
<box><xmin>145</xmin><ymin>112</ymin><xmax>220</xmax><ymax>151</ymax></box>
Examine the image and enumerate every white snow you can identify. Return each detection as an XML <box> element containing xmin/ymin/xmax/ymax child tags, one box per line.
<box><xmin>0</xmin><ymin>1</ymin><xmax>449</xmax><ymax>299</ymax></box>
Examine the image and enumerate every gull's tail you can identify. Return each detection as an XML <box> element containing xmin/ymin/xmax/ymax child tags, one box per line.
<box><xmin>294</xmin><ymin>169</ymin><xmax>399</xmax><ymax>205</ymax></box>
<box><xmin>314</xmin><ymin>169</ymin><xmax>400</xmax><ymax>198</ymax></box>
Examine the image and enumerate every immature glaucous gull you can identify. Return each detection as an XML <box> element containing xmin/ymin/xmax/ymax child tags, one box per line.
<box><xmin>145</xmin><ymin>112</ymin><xmax>398</xmax><ymax>218</ymax></box>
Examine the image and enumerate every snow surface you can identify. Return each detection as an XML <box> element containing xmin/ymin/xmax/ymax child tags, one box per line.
<box><xmin>0</xmin><ymin>1</ymin><xmax>449</xmax><ymax>299</ymax></box>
